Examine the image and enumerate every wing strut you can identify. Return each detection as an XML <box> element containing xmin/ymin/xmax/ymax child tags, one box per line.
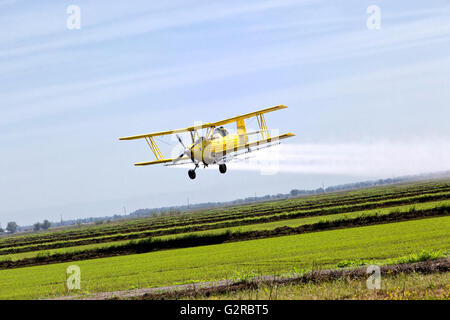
<box><xmin>256</xmin><ymin>114</ymin><xmax>270</xmax><ymax>140</ymax></box>
<box><xmin>145</xmin><ymin>136</ymin><xmax>164</xmax><ymax>160</ymax></box>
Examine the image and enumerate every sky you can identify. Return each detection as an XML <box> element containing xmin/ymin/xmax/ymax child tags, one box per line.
<box><xmin>1</xmin><ymin>0</ymin><xmax>450</xmax><ymax>225</ymax></box>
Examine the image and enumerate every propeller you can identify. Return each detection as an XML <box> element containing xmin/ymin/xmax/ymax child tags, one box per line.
<box><xmin>173</xmin><ymin>134</ymin><xmax>196</xmax><ymax>164</ymax></box>
<box><xmin>176</xmin><ymin>134</ymin><xmax>186</xmax><ymax>149</ymax></box>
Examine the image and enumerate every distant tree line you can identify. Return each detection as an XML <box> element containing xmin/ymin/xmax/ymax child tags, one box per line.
<box><xmin>289</xmin><ymin>177</ymin><xmax>406</xmax><ymax>197</ymax></box>
<box><xmin>33</xmin><ymin>220</ymin><xmax>51</xmax><ymax>231</ymax></box>
<box><xmin>0</xmin><ymin>222</ymin><xmax>19</xmax><ymax>234</ymax></box>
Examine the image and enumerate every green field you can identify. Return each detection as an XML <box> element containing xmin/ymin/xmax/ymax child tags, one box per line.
<box><xmin>2</xmin><ymin>180</ymin><xmax>449</xmax><ymax>249</ymax></box>
<box><xmin>1</xmin><ymin>199</ymin><xmax>448</xmax><ymax>263</ymax></box>
<box><xmin>0</xmin><ymin>216</ymin><xmax>448</xmax><ymax>299</ymax></box>
<box><xmin>0</xmin><ymin>179</ymin><xmax>448</xmax><ymax>299</ymax></box>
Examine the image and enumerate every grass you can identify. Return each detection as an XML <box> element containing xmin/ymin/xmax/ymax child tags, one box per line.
<box><xmin>190</xmin><ymin>272</ymin><xmax>450</xmax><ymax>300</ymax></box>
<box><xmin>336</xmin><ymin>249</ymin><xmax>449</xmax><ymax>268</ymax></box>
<box><xmin>392</xmin><ymin>249</ymin><xmax>450</xmax><ymax>264</ymax></box>
<box><xmin>0</xmin><ymin>216</ymin><xmax>448</xmax><ymax>299</ymax></box>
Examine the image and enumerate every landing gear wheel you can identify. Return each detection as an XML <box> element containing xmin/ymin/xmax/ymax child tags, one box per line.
<box><xmin>188</xmin><ymin>169</ymin><xmax>196</xmax><ymax>179</ymax></box>
<box><xmin>219</xmin><ymin>164</ymin><xmax>227</xmax><ymax>174</ymax></box>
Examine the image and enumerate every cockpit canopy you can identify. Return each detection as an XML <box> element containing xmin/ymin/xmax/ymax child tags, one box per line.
<box><xmin>213</xmin><ymin>127</ymin><xmax>229</xmax><ymax>137</ymax></box>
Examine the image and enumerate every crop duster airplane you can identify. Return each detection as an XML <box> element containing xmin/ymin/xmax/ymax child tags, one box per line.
<box><xmin>119</xmin><ymin>105</ymin><xmax>295</xmax><ymax>179</ymax></box>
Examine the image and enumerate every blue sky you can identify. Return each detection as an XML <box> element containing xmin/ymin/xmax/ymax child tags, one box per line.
<box><xmin>1</xmin><ymin>0</ymin><xmax>450</xmax><ymax>225</ymax></box>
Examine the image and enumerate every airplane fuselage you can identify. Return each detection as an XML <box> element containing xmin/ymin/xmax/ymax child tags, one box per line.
<box><xmin>190</xmin><ymin>133</ymin><xmax>248</xmax><ymax>165</ymax></box>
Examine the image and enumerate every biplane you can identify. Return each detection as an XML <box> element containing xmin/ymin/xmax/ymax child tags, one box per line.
<box><xmin>119</xmin><ymin>105</ymin><xmax>295</xmax><ymax>179</ymax></box>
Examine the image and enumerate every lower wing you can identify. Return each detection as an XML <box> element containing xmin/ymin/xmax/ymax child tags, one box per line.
<box><xmin>134</xmin><ymin>156</ymin><xmax>189</xmax><ymax>166</ymax></box>
<box><xmin>212</xmin><ymin>133</ymin><xmax>295</xmax><ymax>158</ymax></box>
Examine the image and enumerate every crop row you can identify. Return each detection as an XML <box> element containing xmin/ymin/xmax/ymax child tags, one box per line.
<box><xmin>2</xmin><ymin>192</ymin><xmax>450</xmax><ymax>255</ymax></box>
<box><xmin>1</xmin><ymin>180</ymin><xmax>450</xmax><ymax>249</ymax></box>
<box><xmin>2</xmin><ymin>200</ymin><xmax>446</xmax><ymax>262</ymax></box>
<box><xmin>3</xmin><ymin>191</ymin><xmax>450</xmax><ymax>255</ymax></box>
<box><xmin>1</xmin><ymin>204</ymin><xmax>448</xmax><ymax>270</ymax></box>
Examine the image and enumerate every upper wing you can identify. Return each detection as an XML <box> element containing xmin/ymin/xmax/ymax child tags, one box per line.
<box><xmin>209</xmin><ymin>105</ymin><xmax>288</xmax><ymax>127</ymax></box>
<box><xmin>119</xmin><ymin>125</ymin><xmax>209</xmax><ymax>141</ymax></box>
<box><xmin>118</xmin><ymin>105</ymin><xmax>288</xmax><ymax>141</ymax></box>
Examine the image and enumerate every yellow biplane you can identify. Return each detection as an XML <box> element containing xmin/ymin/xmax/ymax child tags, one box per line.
<box><xmin>119</xmin><ymin>105</ymin><xmax>295</xmax><ymax>179</ymax></box>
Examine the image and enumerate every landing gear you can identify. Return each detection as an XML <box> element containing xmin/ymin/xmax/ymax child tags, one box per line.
<box><xmin>219</xmin><ymin>164</ymin><xmax>227</xmax><ymax>174</ymax></box>
<box><xmin>188</xmin><ymin>163</ymin><xmax>226</xmax><ymax>179</ymax></box>
<box><xmin>188</xmin><ymin>169</ymin><xmax>196</xmax><ymax>180</ymax></box>
<box><xmin>188</xmin><ymin>163</ymin><xmax>199</xmax><ymax>180</ymax></box>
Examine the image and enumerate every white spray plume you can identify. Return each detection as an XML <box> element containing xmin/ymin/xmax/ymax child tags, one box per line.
<box><xmin>227</xmin><ymin>139</ymin><xmax>450</xmax><ymax>177</ymax></box>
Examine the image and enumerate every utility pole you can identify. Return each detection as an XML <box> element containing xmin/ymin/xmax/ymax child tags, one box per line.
<box><xmin>187</xmin><ymin>197</ymin><xmax>190</xmax><ymax>209</ymax></box>
<box><xmin>123</xmin><ymin>206</ymin><xmax>127</xmax><ymax>215</ymax></box>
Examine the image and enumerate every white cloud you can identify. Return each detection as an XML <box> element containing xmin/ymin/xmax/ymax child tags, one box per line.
<box><xmin>2</xmin><ymin>10</ymin><xmax>450</xmax><ymax>130</ymax></box>
<box><xmin>0</xmin><ymin>0</ymin><xmax>315</xmax><ymax>58</ymax></box>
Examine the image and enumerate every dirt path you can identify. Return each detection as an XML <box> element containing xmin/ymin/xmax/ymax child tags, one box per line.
<box><xmin>52</xmin><ymin>258</ymin><xmax>449</xmax><ymax>300</ymax></box>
